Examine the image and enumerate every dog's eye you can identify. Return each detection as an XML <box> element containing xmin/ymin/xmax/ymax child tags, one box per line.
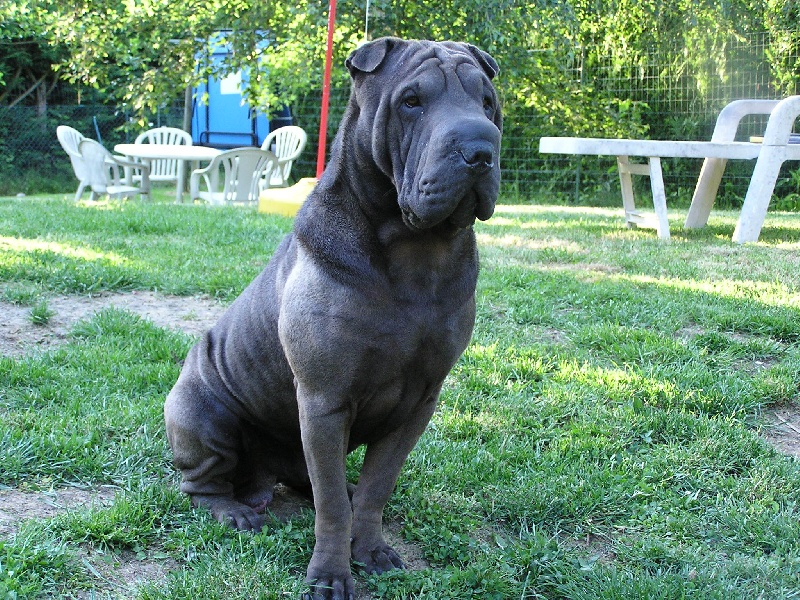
<box><xmin>403</xmin><ymin>95</ymin><xmax>421</xmax><ymax>109</ymax></box>
<box><xmin>483</xmin><ymin>96</ymin><xmax>494</xmax><ymax>113</ymax></box>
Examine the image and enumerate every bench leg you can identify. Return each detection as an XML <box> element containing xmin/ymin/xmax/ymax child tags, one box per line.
<box><xmin>647</xmin><ymin>157</ymin><xmax>670</xmax><ymax>240</ymax></box>
<box><xmin>732</xmin><ymin>148</ymin><xmax>784</xmax><ymax>243</ymax></box>
<box><xmin>617</xmin><ymin>156</ymin><xmax>670</xmax><ymax>239</ymax></box>
<box><xmin>685</xmin><ymin>157</ymin><xmax>728</xmax><ymax>229</ymax></box>
<box><xmin>617</xmin><ymin>156</ymin><xmax>639</xmax><ymax>228</ymax></box>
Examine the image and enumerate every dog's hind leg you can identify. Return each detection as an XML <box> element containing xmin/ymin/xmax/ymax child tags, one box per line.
<box><xmin>164</xmin><ymin>383</ymin><xmax>266</xmax><ymax>532</ymax></box>
<box><xmin>233</xmin><ymin>431</ymin><xmax>281</xmax><ymax>513</ymax></box>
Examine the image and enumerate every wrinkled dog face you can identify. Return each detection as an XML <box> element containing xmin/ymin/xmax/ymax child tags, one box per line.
<box><xmin>347</xmin><ymin>38</ymin><xmax>502</xmax><ymax>231</ymax></box>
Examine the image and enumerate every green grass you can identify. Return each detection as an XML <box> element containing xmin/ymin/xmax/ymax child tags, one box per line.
<box><xmin>0</xmin><ymin>190</ymin><xmax>293</xmax><ymax>300</ymax></box>
<box><xmin>1</xmin><ymin>193</ymin><xmax>800</xmax><ymax>598</ymax></box>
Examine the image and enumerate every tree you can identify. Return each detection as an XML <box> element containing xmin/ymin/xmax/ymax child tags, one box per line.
<box><xmin>0</xmin><ymin>0</ymin><xmax>65</xmax><ymax>114</ymax></box>
<box><xmin>44</xmin><ymin>0</ymin><xmax>576</xmax><ymax>131</ymax></box>
<box><xmin>47</xmin><ymin>0</ymin><xmax>352</xmax><ymax>127</ymax></box>
<box><xmin>3</xmin><ymin>0</ymin><xmax>791</xmax><ymax>139</ymax></box>
<box><xmin>766</xmin><ymin>0</ymin><xmax>800</xmax><ymax>96</ymax></box>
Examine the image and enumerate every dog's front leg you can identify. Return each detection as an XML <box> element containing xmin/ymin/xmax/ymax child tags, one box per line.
<box><xmin>350</xmin><ymin>391</ymin><xmax>438</xmax><ymax>574</ymax></box>
<box><xmin>297</xmin><ymin>385</ymin><xmax>355</xmax><ymax>600</ymax></box>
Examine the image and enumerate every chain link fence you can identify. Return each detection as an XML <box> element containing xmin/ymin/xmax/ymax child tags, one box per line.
<box><xmin>1</xmin><ymin>32</ymin><xmax>799</xmax><ymax>207</ymax></box>
<box><xmin>502</xmin><ymin>32</ymin><xmax>800</xmax><ymax>206</ymax></box>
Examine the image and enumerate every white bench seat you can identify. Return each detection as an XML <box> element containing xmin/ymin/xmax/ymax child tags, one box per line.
<box><xmin>539</xmin><ymin>139</ymin><xmax>765</xmax><ymax>161</ymax></box>
<box><xmin>539</xmin><ymin>96</ymin><xmax>800</xmax><ymax>242</ymax></box>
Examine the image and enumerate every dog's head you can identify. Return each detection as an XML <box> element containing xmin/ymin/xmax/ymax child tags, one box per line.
<box><xmin>346</xmin><ymin>37</ymin><xmax>502</xmax><ymax>231</ymax></box>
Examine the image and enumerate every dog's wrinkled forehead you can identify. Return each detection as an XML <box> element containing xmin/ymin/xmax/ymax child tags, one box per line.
<box><xmin>402</xmin><ymin>45</ymin><xmax>473</xmax><ymax>71</ymax></box>
<box><xmin>400</xmin><ymin>47</ymin><xmax>486</xmax><ymax>89</ymax></box>
<box><xmin>347</xmin><ymin>37</ymin><xmax>499</xmax><ymax>83</ymax></box>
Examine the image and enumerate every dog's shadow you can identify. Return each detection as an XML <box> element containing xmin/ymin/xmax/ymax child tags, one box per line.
<box><xmin>265</xmin><ymin>483</ymin><xmax>314</xmax><ymax>523</ymax></box>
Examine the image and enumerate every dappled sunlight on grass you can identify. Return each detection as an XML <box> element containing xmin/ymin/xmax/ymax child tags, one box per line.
<box><xmin>0</xmin><ymin>196</ymin><xmax>293</xmax><ymax>298</ymax></box>
<box><xmin>769</xmin><ymin>239</ymin><xmax>800</xmax><ymax>250</ymax></box>
<box><xmin>486</xmin><ymin>204</ymin><xmax>625</xmax><ymax>235</ymax></box>
<box><xmin>523</xmin><ymin>260</ymin><xmax>799</xmax><ymax>308</ymax></box>
<box><xmin>492</xmin><ymin>202</ymin><xmax>800</xmax><ymax>248</ymax></box>
<box><xmin>605</xmin><ymin>272</ymin><xmax>799</xmax><ymax>307</ymax></box>
<box><xmin>0</xmin><ymin>235</ymin><xmax>127</xmax><ymax>264</ymax></box>
<box><xmin>476</xmin><ymin>203</ymin><xmax>800</xmax><ymax>309</ymax></box>
<box><xmin>456</xmin><ymin>340</ymin><xmax>685</xmax><ymax>417</ymax></box>
<box><xmin>476</xmin><ymin>231</ymin><xmax>584</xmax><ymax>253</ymax></box>
<box><xmin>74</xmin><ymin>198</ymin><xmax>133</xmax><ymax>211</ymax></box>
<box><xmin>494</xmin><ymin>204</ymin><xmax>624</xmax><ymax>218</ymax></box>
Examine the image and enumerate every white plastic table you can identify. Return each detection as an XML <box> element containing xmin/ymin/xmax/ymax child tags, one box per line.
<box><xmin>114</xmin><ymin>144</ymin><xmax>222</xmax><ymax>202</ymax></box>
<box><xmin>539</xmin><ymin>96</ymin><xmax>800</xmax><ymax>242</ymax></box>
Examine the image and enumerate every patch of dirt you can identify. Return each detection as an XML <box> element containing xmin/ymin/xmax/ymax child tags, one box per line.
<box><xmin>761</xmin><ymin>405</ymin><xmax>800</xmax><ymax>458</ymax></box>
<box><xmin>0</xmin><ymin>291</ymin><xmax>227</xmax><ymax>357</ymax></box>
<box><xmin>564</xmin><ymin>532</ymin><xmax>618</xmax><ymax>566</ymax></box>
<box><xmin>74</xmin><ymin>546</ymin><xmax>179</xmax><ymax>600</ymax></box>
<box><xmin>674</xmin><ymin>324</ymin><xmax>707</xmax><ymax>341</ymax></box>
<box><xmin>0</xmin><ymin>486</ymin><xmax>118</xmax><ymax>538</ymax></box>
<box><xmin>530</xmin><ymin>325</ymin><xmax>569</xmax><ymax>345</ymax></box>
<box><xmin>0</xmin><ymin>486</ymin><xmax>178</xmax><ymax>598</ymax></box>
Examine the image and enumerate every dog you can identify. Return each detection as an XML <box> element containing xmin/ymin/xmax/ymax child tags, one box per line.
<box><xmin>164</xmin><ymin>37</ymin><xmax>502</xmax><ymax>599</ymax></box>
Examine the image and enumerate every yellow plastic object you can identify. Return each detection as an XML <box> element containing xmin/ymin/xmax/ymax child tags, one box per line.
<box><xmin>258</xmin><ymin>177</ymin><xmax>317</xmax><ymax>216</ymax></box>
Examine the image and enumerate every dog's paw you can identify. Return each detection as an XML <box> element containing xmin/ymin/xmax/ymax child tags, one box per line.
<box><xmin>218</xmin><ymin>504</ymin><xmax>265</xmax><ymax>532</ymax></box>
<box><xmin>193</xmin><ymin>495</ymin><xmax>266</xmax><ymax>532</ymax></box>
<box><xmin>352</xmin><ymin>542</ymin><xmax>405</xmax><ymax>575</ymax></box>
<box><xmin>303</xmin><ymin>573</ymin><xmax>354</xmax><ymax>600</ymax></box>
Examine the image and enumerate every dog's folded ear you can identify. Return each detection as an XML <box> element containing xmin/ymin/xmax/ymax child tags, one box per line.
<box><xmin>347</xmin><ymin>37</ymin><xmax>400</xmax><ymax>75</ymax></box>
<box><xmin>464</xmin><ymin>44</ymin><xmax>499</xmax><ymax>79</ymax></box>
<box><xmin>441</xmin><ymin>42</ymin><xmax>499</xmax><ymax>80</ymax></box>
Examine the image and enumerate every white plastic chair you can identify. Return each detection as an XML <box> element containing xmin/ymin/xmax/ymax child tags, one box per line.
<box><xmin>56</xmin><ymin>125</ymin><xmax>90</xmax><ymax>201</ymax></box>
<box><xmin>190</xmin><ymin>148</ymin><xmax>277</xmax><ymax>206</ymax></box>
<box><xmin>133</xmin><ymin>126</ymin><xmax>193</xmax><ymax>183</ymax></box>
<box><xmin>259</xmin><ymin>126</ymin><xmax>307</xmax><ymax>187</ymax></box>
<box><xmin>78</xmin><ymin>139</ymin><xmax>151</xmax><ymax>200</ymax></box>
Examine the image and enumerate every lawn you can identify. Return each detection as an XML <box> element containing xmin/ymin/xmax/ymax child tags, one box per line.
<box><xmin>1</xmin><ymin>193</ymin><xmax>799</xmax><ymax>599</ymax></box>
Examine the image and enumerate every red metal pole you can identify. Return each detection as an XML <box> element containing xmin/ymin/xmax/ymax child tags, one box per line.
<box><xmin>316</xmin><ymin>0</ymin><xmax>337</xmax><ymax>178</ymax></box>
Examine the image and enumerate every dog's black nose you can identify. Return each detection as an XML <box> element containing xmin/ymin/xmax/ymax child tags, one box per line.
<box><xmin>459</xmin><ymin>141</ymin><xmax>494</xmax><ymax>171</ymax></box>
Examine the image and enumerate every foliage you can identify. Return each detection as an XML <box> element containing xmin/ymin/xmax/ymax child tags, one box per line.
<box><xmin>46</xmin><ymin>0</ymin><xmax>352</xmax><ymax>127</ymax></box>
<box><xmin>4</xmin><ymin>0</ymin><xmax>793</xmax><ymax>134</ymax></box>
<box><xmin>765</xmin><ymin>0</ymin><xmax>800</xmax><ymax>96</ymax></box>
<box><xmin>0</xmin><ymin>0</ymin><xmax>64</xmax><ymax>108</ymax></box>
<box><xmin>773</xmin><ymin>166</ymin><xmax>800</xmax><ymax>212</ymax></box>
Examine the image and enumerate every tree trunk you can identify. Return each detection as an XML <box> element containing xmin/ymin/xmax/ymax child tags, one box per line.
<box><xmin>36</xmin><ymin>80</ymin><xmax>48</xmax><ymax>131</ymax></box>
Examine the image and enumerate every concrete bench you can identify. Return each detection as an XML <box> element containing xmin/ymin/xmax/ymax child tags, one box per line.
<box><xmin>539</xmin><ymin>96</ymin><xmax>800</xmax><ymax>242</ymax></box>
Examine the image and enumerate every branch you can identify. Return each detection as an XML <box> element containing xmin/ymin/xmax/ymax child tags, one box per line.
<box><xmin>0</xmin><ymin>67</ymin><xmax>23</xmax><ymax>105</ymax></box>
<box><xmin>6</xmin><ymin>74</ymin><xmax>46</xmax><ymax>109</ymax></box>
<box><xmin>45</xmin><ymin>75</ymin><xmax>59</xmax><ymax>95</ymax></box>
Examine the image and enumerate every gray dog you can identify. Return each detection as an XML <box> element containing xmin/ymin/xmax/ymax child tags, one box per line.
<box><xmin>164</xmin><ymin>37</ymin><xmax>501</xmax><ymax>599</ymax></box>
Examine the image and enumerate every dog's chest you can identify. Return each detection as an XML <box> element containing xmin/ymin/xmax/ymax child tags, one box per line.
<box><xmin>280</xmin><ymin>238</ymin><xmax>476</xmax><ymax>400</ymax></box>
<box><xmin>345</xmin><ymin>295</ymin><xmax>474</xmax><ymax>443</ymax></box>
